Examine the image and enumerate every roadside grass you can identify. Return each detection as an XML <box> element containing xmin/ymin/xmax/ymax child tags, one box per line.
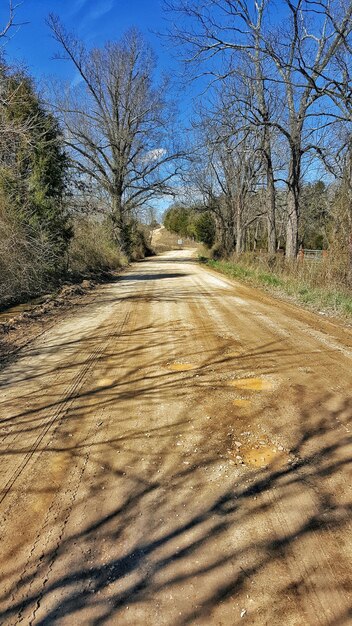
<box><xmin>200</xmin><ymin>256</ymin><xmax>352</xmax><ymax>319</ymax></box>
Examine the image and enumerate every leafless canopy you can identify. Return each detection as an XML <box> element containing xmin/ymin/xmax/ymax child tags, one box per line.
<box><xmin>0</xmin><ymin>1</ymin><xmax>22</xmax><ymax>41</ymax></box>
<box><xmin>48</xmin><ymin>16</ymin><xmax>185</xmax><ymax>252</ymax></box>
<box><xmin>165</xmin><ymin>0</ymin><xmax>352</xmax><ymax>256</ymax></box>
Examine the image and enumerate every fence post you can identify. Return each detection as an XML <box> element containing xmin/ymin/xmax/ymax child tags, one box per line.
<box><xmin>297</xmin><ymin>248</ymin><xmax>304</xmax><ymax>261</ymax></box>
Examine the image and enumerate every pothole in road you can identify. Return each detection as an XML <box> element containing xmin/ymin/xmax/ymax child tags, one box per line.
<box><xmin>229</xmin><ymin>377</ymin><xmax>273</xmax><ymax>392</ymax></box>
<box><xmin>167</xmin><ymin>363</ymin><xmax>198</xmax><ymax>372</ymax></box>
<box><xmin>241</xmin><ymin>445</ymin><xmax>289</xmax><ymax>469</ymax></box>
<box><xmin>97</xmin><ymin>377</ymin><xmax>115</xmax><ymax>388</ymax></box>
<box><xmin>233</xmin><ymin>399</ymin><xmax>252</xmax><ymax>408</ymax></box>
<box><xmin>229</xmin><ymin>441</ymin><xmax>290</xmax><ymax>469</ymax></box>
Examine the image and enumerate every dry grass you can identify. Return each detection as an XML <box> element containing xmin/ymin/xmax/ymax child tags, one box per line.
<box><xmin>201</xmin><ymin>251</ymin><xmax>352</xmax><ymax>318</ymax></box>
<box><xmin>0</xmin><ymin>210</ymin><xmax>127</xmax><ymax>309</ymax></box>
<box><xmin>0</xmin><ymin>205</ymin><xmax>62</xmax><ymax>307</ymax></box>
<box><xmin>68</xmin><ymin>218</ymin><xmax>126</xmax><ymax>274</ymax></box>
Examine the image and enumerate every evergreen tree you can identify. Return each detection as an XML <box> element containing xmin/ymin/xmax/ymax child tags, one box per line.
<box><xmin>0</xmin><ymin>67</ymin><xmax>70</xmax><ymax>259</ymax></box>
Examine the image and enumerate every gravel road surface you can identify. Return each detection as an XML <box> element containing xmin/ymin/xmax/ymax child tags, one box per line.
<box><xmin>0</xmin><ymin>250</ymin><xmax>351</xmax><ymax>625</ymax></box>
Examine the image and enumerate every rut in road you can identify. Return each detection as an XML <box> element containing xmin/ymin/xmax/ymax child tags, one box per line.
<box><xmin>0</xmin><ymin>250</ymin><xmax>351</xmax><ymax>626</ymax></box>
<box><xmin>0</xmin><ymin>310</ymin><xmax>130</xmax><ymax>507</ymax></box>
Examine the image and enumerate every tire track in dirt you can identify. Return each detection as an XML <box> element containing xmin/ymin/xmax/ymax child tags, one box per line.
<box><xmin>0</xmin><ymin>307</ymin><xmax>133</xmax><ymax>618</ymax></box>
<box><xmin>26</xmin><ymin>450</ymin><xmax>91</xmax><ymax>626</ymax></box>
<box><xmin>263</xmin><ymin>483</ymin><xmax>348</xmax><ymax>626</ymax></box>
<box><xmin>1</xmin><ymin>251</ymin><xmax>352</xmax><ymax>626</ymax></box>
<box><xmin>0</xmin><ymin>310</ymin><xmax>131</xmax><ymax>509</ymax></box>
<box><xmin>14</xmin><ymin>269</ymin><xmax>191</xmax><ymax>624</ymax></box>
<box><xmin>3</xmin><ymin>273</ymin><xmax>154</xmax><ymax>623</ymax></box>
<box><xmin>0</xmin><ymin>294</ymin><xmax>127</xmax><ymax>471</ymax></box>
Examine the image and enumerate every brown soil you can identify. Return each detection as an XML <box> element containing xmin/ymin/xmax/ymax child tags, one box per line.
<box><xmin>0</xmin><ymin>249</ymin><xmax>351</xmax><ymax>625</ymax></box>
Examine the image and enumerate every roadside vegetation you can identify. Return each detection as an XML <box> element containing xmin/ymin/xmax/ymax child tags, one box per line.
<box><xmin>0</xmin><ymin>12</ymin><xmax>171</xmax><ymax>309</ymax></box>
<box><xmin>201</xmin><ymin>255</ymin><xmax>352</xmax><ymax>318</ymax></box>
<box><xmin>161</xmin><ymin>0</ymin><xmax>352</xmax><ymax>318</ymax></box>
<box><xmin>163</xmin><ymin>198</ymin><xmax>352</xmax><ymax>318</ymax></box>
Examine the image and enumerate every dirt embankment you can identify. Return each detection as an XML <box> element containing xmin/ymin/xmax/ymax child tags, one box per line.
<box><xmin>0</xmin><ymin>279</ymin><xmax>100</xmax><ymax>369</ymax></box>
<box><xmin>151</xmin><ymin>225</ymin><xmax>194</xmax><ymax>253</ymax></box>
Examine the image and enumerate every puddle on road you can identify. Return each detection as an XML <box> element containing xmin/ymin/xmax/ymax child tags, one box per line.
<box><xmin>167</xmin><ymin>363</ymin><xmax>198</xmax><ymax>372</ymax></box>
<box><xmin>242</xmin><ymin>445</ymin><xmax>289</xmax><ymax>469</ymax></box>
<box><xmin>233</xmin><ymin>399</ymin><xmax>251</xmax><ymax>408</ymax></box>
<box><xmin>229</xmin><ymin>377</ymin><xmax>273</xmax><ymax>391</ymax></box>
<box><xmin>230</xmin><ymin>442</ymin><xmax>290</xmax><ymax>469</ymax></box>
<box><xmin>97</xmin><ymin>378</ymin><xmax>115</xmax><ymax>388</ymax></box>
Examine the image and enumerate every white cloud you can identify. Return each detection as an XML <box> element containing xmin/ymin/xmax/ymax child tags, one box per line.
<box><xmin>69</xmin><ymin>0</ymin><xmax>90</xmax><ymax>16</ymax></box>
<box><xmin>143</xmin><ymin>148</ymin><xmax>167</xmax><ymax>163</ymax></box>
<box><xmin>70</xmin><ymin>73</ymin><xmax>84</xmax><ymax>88</ymax></box>
<box><xmin>87</xmin><ymin>0</ymin><xmax>114</xmax><ymax>21</ymax></box>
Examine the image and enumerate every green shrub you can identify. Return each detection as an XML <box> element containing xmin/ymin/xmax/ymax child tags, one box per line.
<box><xmin>121</xmin><ymin>220</ymin><xmax>154</xmax><ymax>260</ymax></box>
<box><xmin>193</xmin><ymin>212</ymin><xmax>216</xmax><ymax>247</ymax></box>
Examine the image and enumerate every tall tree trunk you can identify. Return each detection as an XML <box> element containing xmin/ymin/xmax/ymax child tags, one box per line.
<box><xmin>253</xmin><ymin>219</ymin><xmax>260</xmax><ymax>251</ymax></box>
<box><xmin>254</xmin><ymin>30</ymin><xmax>276</xmax><ymax>254</ymax></box>
<box><xmin>223</xmin><ymin>218</ymin><xmax>235</xmax><ymax>256</ymax></box>
<box><xmin>220</xmin><ymin>201</ymin><xmax>236</xmax><ymax>257</ymax></box>
<box><xmin>215</xmin><ymin>212</ymin><xmax>235</xmax><ymax>257</ymax></box>
<box><xmin>285</xmin><ymin>188</ymin><xmax>299</xmax><ymax>258</ymax></box>
<box><xmin>285</xmin><ymin>142</ymin><xmax>301</xmax><ymax>259</ymax></box>
<box><xmin>112</xmin><ymin>192</ymin><xmax>129</xmax><ymax>256</ymax></box>
<box><xmin>265</xmin><ymin>143</ymin><xmax>276</xmax><ymax>253</ymax></box>
<box><xmin>235</xmin><ymin>199</ymin><xmax>244</xmax><ymax>254</ymax></box>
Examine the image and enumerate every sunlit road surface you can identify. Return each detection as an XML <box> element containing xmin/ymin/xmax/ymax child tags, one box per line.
<box><xmin>0</xmin><ymin>249</ymin><xmax>351</xmax><ymax>625</ymax></box>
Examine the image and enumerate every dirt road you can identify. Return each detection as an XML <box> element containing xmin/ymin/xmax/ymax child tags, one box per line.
<box><xmin>0</xmin><ymin>250</ymin><xmax>351</xmax><ymax>625</ymax></box>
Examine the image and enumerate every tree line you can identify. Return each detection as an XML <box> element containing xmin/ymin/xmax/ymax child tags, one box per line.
<box><xmin>166</xmin><ymin>0</ymin><xmax>352</xmax><ymax>260</ymax></box>
<box><xmin>0</xmin><ymin>7</ymin><xmax>182</xmax><ymax>305</ymax></box>
<box><xmin>163</xmin><ymin>205</ymin><xmax>216</xmax><ymax>247</ymax></box>
<box><xmin>1</xmin><ymin>0</ymin><xmax>352</xmax><ymax>307</ymax></box>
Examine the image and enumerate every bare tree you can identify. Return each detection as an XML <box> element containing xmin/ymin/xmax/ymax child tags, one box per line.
<box><xmin>219</xmin><ymin>62</ymin><xmax>280</xmax><ymax>253</ymax></box>
<box><xmin>165</xmin><ymin>0</ymin><xmax>278</xmax><ymax>252</ymax></box>
<box><xmin>48</xmin><ymin>17</ymin><xmax>184</xmax><ymax>254</ymax></box>
<box><xmin>0</xmin><ymin>1</ymin><xmax>20</xmax><ymax>40</ymax></box>
<box><xmin>166</xmin><ymin>0</ymin><xmax>352</xmax><ymax>257</ymax></box>
<box><xmin>264</xmin><ymin>0</ymin><xmax>352</xmax><ymax>257</ymax></box>
<box><xmin>188</xmin><ymin>91</ymin><xmax>264</xmax><ymax>255</ymax></box>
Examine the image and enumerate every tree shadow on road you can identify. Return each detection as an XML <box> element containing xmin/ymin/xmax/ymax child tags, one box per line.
<box><xmin>0</xmin><ymin>384</ymin><xmax>351</xmax><ymax>623</ymax></box>
<box><xmin>0</xmin><ymin>276</ymin><xmax>351</xmax><ymax>624</ymax></box>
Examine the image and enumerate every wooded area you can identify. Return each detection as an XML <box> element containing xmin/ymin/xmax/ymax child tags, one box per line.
<box><xmin>166</xmin><ymin>0</ymin><xmax>352</xmax><ymax>260</ymax></box>
<box><xmin>1</xmin><ymin>0</ymin><xmax>352</xmax><ymax>308</ymax></box>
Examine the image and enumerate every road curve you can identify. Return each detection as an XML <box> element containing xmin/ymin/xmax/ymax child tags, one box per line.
<box><xmin>0</xmin><ymin>249</ymin><xmax>351</xmax><ymax>625</ymax></box>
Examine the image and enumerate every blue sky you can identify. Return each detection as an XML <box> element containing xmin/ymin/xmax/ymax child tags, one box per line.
<box><xmin>0</xmin><ymin>0</ymin><xmax>329</xmax><ymax>202</ymax></box>
<box><xmin>0</xmin><ymin>0</ymin><xmax>176</xmax><ymax>83</ymax></box>
<box><xmin>0</xmin><ymin>0</ymin><xmax>194</xmax><ymax>215</ymax></box>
